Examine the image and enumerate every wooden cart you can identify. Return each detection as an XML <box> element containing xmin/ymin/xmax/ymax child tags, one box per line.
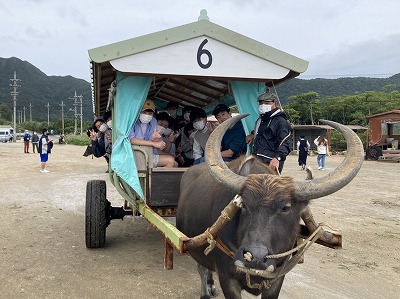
<box><xmin>85</xmin><ymin>10</ymin><xmax>342</xmax><ymax>269</ymax></box>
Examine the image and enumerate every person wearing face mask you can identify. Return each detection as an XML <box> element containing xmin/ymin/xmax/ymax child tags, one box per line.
<box><xmin>89</xmin><ymin>113</ymin><xmax>113</xmax><ymax>173</ymax></box>
<box><xmin>102</xmin><ymin>110</ymin><xmax>113</xmax><ymax>170</ymax></box>
<box><xmin>175</xmin><ymin>122</ymin><xmax>196</xmax><ymax>167</ymax></box>
<box><xmin>212</xmin><ymin>104</ymin><xmax>247</xmax><ymax>162</ymax></box>
<box><xmin>166</xmin><ymin>101</ymin><xmax>181</xmax><ymax>132</ymax></box>
<box><xmin>129</xmin><ymin>99</ymin><xmax>178</xmax><ymax>168</ymax></box>
<box><xmin>182</xmin><ymin>106</ymin><xmax>193</xmax><ymax>124</ymax></box>
<box><xmin>175</xmin><ymin>105</ymin><xmax>194</xmax><ymax>163</ymax></box>
<box><xmin>156</xmin><ymin>112</ymin><xmax>176</xmax><ymax>156</ymax></box>
<box><xmin>38</xmin><ymin>128</ymin><xmax>53</xmax><ymax>173</ymax></box>
<box><xmin>245</xmin><ymin>91</ymin><xmax>291</xmax><ymax>173</ymax></box>
<box><xmin>190</xmin><ymin>107</ymin><xmax>211</xmax><ymax>165</ymax></box>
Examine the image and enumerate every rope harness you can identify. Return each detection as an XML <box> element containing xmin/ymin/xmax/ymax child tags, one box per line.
<box><xmin>201</xmin><ymin>195</ymin><xmax>325</xmax><ymax>290</ymax></box>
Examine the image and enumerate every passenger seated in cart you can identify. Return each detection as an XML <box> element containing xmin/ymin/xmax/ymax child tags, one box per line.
<box><xmin>166</xmin><ymin>101</ymin><xmax>182</xmax><ymax>132</ymax></box>
<box><xmin>211</xmin><ymin>103</ymin><xmax>247</xmax><ymax>162</ymax></box>
<box><xmin>156</xmin><ymin>112</ymin><xmax>176</xmax><ymax>156</ymax></box>
<box><xmin>89</xmin><ymin>116</ymin><xmax>112</xmax><ymax>159</ymax></box>
<box><xmin>175</xmin><ymin>122</ymin><xmax>196</xmax><ymax>167</ymax></box>
<box><xmin>190</xmin><ymin>107</ymin><xmax>211</xmax><ymax>165</ymax></box>
<box><xmin>129</xmin><ymin>99</ymin><xmax>178</xmax><ymax>168</ymax></box>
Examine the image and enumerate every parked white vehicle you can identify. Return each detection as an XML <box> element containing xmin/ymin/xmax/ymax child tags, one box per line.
<box><xmin>0</xmin><ymin>126</ymin><xmax>14</xmax><ymax>142</ymax></box>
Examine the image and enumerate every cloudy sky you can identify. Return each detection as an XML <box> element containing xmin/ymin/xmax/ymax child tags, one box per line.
<box><xmin>1</xmin><ymin>0</ymin><xmax>399</xmax><ymax>82</ymax></box>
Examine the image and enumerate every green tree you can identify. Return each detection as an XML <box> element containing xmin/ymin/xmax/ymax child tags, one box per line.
<box><xmin>0</xmin><ymin>104</ymin><xmax>12</xmax><ymax>121</ymax></box>
<box><xmin>284</xmin><ymin>92</ymin><xmax>321</xmax><ymax>125</ymax></box>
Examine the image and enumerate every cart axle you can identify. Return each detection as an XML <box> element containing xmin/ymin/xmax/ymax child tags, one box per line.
<box><xmin>110</xmin><ymin>206</ymin><xmax>133</xmax><ymax>221</ymax></box>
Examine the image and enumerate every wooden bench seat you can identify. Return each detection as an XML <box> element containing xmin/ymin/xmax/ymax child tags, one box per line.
<box><xmin>132</xmin><ymin>145</ymin><xmax>188</xmax><ymax>208</ymax></box>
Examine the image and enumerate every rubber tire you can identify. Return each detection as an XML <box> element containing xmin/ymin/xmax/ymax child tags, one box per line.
<box><xmin>366</xmin><ymin>145</ymin><xmax>382</xmax><ymax>161</ymax></box>
<box><xmin>85</xmin><ymin>180</ymin><xmax>107</xmax><ymax>248</ymax></box>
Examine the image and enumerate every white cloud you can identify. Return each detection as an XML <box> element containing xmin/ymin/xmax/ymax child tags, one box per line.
<box><xmin>0</xmin><ymin>0</ymin><xmax>399</xmax><ymax>81</ymax></box>
<box><xmin>302</xmin><ymin>34</ymin><xmax>400</xmax><ymax>78</ymax></box>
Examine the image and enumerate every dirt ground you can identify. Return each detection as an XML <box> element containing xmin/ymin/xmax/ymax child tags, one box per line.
<box><xmin>0</xmin><ymin>140</ymin><xmax>399</xmax><ymax>299</ymax></box>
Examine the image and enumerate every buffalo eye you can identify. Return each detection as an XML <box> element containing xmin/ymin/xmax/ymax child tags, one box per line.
<box><xmin>281</xmin><ymin>203</ymin><xmax>291</xmax><ymax>213</ymax></box>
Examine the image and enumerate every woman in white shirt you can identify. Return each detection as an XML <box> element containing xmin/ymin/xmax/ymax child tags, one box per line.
<box><xmin>314</xmin><ymin>135</ymin><xmax>329</xmax><ymax>170</ymax></box>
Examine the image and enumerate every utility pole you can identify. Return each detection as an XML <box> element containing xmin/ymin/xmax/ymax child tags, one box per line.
<box><xmin>45</xmin><ymin>102</ymin><xmax>50</xmax><ymax>126</ymax></box>
<box><xmin>29</xmin><ymin>103</ymin><xmax>32</xmax><ymax>122</ymax></box>
<box><xmin>69</xmin><ymin>91</ymin><xmax>83</xmax><ymax>135</ymax></box>
<box><xmin>10</xmin><ymin>71</ymin><xmax>21</xmax><ymax>142</ymax></box>
<box><xmin>23</xmin><ymin>106</ymin><xmax>27</xmax><ymax>123</ymax></box>
<box><xmin>78</xmin><ymin>94</ymin><xmax>83</xmax><ymax>135</ymax></box>
<box><xmin>69</xmin><ymin>92</ymin><xmax>78</xmax><ymax>135</ymax></box>
<box><xmin>60</xmin><ymin>100</ymin><xmax>65</xmax><ymax>135</ymax></box>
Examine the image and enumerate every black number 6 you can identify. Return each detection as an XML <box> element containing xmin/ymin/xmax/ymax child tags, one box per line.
<box><xmin>197</xmin><ymin>39</ymin><xmax>212</xmax><ymax>69</ymax></box>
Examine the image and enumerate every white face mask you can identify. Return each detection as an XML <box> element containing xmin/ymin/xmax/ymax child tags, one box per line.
<box><xmin>259</xmin><ymin>104</ymin><xmax>272</xmax><ymax>114</ymax></box>
<box><xmin>184</xmin><ymin>112</ymin><xmax>191</xmax><ymax>122</ymax></box>
<box><xmin>106</xmin><ymin>120</ymin><xmax>112</xmax><ymax>129</ymax></box>
<box><xmin>99</xmin><ymin>123</ymin><xmax>109</xmax><ymax>133</ymax></box>
<box><xmin>139</xmin><ymin>114</ymin><xmax>153</xmax><ymax>124</ymax></box>
<box><xmin>193</xmin><ymin>120</ymin><xmax>206</xmax><ymax>131</ymax></box>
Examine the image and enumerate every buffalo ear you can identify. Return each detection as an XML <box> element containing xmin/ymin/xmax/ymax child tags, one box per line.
<box><xmin>238</xmin><ymin>157</ymin><xmax>254</xmax><ymax>176</ymax></box>
<box><xmin>305</xmin><ymin>167</ymin><xmax>314</xmax><ymax>180</ymax></box>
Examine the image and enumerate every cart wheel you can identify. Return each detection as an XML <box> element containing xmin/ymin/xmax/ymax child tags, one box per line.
<box><xmin>85</xmin><ymin>180</ymin><xmax>108</xmax><ymax>248</ymax></box>
<box><xmin>366</xmin><ymin>146</ymin><xmax>382</xmax><ymax>161</ymax></box>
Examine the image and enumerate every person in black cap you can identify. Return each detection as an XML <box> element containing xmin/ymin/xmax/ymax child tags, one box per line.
<box><xmin>246</xmin><ymin>92</ymin><xmax>291</xmax><ymax>173</ymax></box>
<box><xmin>212</xmin><ymin>104</ymin><xmax>247</xmax><ymax>162</ymax></box>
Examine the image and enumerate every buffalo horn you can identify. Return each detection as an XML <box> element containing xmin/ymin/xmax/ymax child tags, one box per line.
<box><xmin>205</xmin><ymin>114</ymin><xmax>249</xmax><ymax>193</ymax></box>
<box><xmin>294</xmin><ymin>119</ymin><xmax>364</xmax><ymax>200</ymax></box>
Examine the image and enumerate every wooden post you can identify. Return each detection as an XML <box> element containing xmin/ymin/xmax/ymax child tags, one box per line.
<box><xmin>164</xmin><ymin>238</ymin><xmax>174</xmax><ymax>270</ymax></box>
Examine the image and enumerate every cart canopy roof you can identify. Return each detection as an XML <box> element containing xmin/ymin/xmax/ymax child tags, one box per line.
<box><xmin>88</xmin><ymin>11</ymin><xmax>309</xmax><ymax>200</ymax></box>
<box><xmin>89</xmin><ymin>10</ymin><xmax>308</xmax><ymax>116</ymax></box>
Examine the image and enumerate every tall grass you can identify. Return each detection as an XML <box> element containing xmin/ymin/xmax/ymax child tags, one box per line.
<box><xmin>65</xmin><ymin>134</ymin><xmax>91</xmax><ymax>146</ymax></box>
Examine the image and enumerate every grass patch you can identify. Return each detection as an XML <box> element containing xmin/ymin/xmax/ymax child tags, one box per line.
<box><xmin>338</xmin><ymin>264</ymin><xmax>350</xmax><ymax>270</ymax></box>
<box><xmin>376</xmin><ymin>231</ymin><xmax>400</xmax><ymax>239</ymax></box>
<box><xmin>65</xmin><ymin>134</ymin><xmax>91</xmax><ymax>146</ymax></box>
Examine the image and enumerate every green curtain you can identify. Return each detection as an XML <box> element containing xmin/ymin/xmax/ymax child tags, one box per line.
<box><xmin>230</xmin><ymin>81</ymin><xmax>266</xmax><ymax>135</ymax></box>
<box><xmin>111</xmin><ymin>72</ymin><xmax>152</xmax><ymax>199</ymax></box>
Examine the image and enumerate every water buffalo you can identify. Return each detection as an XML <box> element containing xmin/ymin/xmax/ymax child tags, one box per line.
<box><xmin>176</xmin><ymin>115</ymin><xmax>364</xmax><ymax>299</ymax></box>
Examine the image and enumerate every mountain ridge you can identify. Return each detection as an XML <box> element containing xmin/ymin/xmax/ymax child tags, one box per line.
<box><xmin>0</xmin><ymin>57</ymin><xmax>398</xmax><ymax>122</ymax></box>
<box><xmin>0</xmin><ymin>57</ymin><xmax>92</xmax><ymax>122</ymax></box>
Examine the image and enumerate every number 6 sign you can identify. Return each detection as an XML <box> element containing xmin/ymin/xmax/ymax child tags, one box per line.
<box><xmin>197</xmin><ymin>39</ymin><xmax>212</xmax><ymax>69</ymax></box>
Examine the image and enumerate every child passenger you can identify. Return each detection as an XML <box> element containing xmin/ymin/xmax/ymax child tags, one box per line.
<box><xmin>129</xmin><ymin>99</ymin><xmax>178</xmax><ymax>168</ymax></box>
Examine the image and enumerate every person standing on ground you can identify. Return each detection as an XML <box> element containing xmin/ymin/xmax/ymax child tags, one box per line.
<box><xmin>297</xmin><ymin>135</ymin><xmax>310</xmax><ymax>170</ymax></box>
<box><xmin>23</xmin><ymin>130</ymin><xmax>31</xmax><ymax>153</ymax></box>
<box><xmin>32</xmin><ymin>131</ymin><xmax>39</xmax><ymax>153</ymax></box>
<box><xmin>38</xmin><ymin>128</ymin><xmax>53</xmax><ymax>173</ymax></box>
<box><xmin>246</xmin><ymin>92</ymin><xmax>291</xmax><ymax>173</ymax></box>
<box><xmin>314</xmin><ymin>135</ymin><xmax>329</xmax><ymax>170</ymax></box>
